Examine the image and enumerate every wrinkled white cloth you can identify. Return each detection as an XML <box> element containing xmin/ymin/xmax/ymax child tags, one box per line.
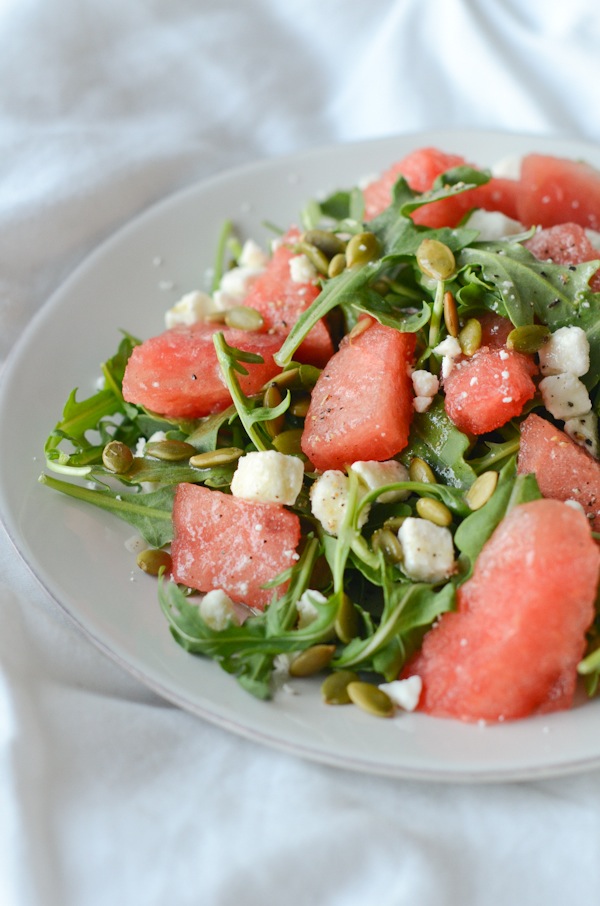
<box><xmin>3</xmin><ymin>1</ymin><xmax>600</xmax><ymax>904</ymax></box>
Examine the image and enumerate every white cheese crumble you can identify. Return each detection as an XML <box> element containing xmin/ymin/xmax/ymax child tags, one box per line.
<box><xmin>165</xmin><ymin>290</ymin><xmax>216</xmax><ymax>328</ymax></box>
<box><xmin>564</xmin><ymin>412</ymin><xmax>599</xmax><ymax>457</ymax></box>
<box><xmin>230</xmin><ymin>450</ymin><xmax>304</xmax><ymax>506</ymax></box>
<box><xmin>539</xmin><ymin>373</ymin><xmax>592</xmax><ymax>420</ymax></box>
<box><xmin>213</xmin><ymin>265</ymin><xmax>263</xmax><ymax>310</ymax></box>
<box><xmin>464</xmin><ymin>209</ymin><xmax>525</xmax><ymax>241</ymax></box>
<box><xmin>135</xmin><ymin>430</ymin><xmax>168</xmax><ymax>457</ymax></box>
<box><xmin>538</xmin><ymin>326</ymin><xmax>590</xmax><ymax>377</ymax></box>
<box><xmin>199</xmin><ymin>589</ymin><xmax>240</xmax><ymax>631</ymax></box>
<box><xmin>433</xmin><ymin>336</ymin><xmax>462</xmax><ymax>379</ymax></box>
<box><xmin>397</xmin><ymin>517</ymin><xmax>455</xmax><ymax>584</ymax></box>
<box><xmin>411</xmin><ymin>369</ymin><xmax>440</xmax><ymax>398</ymax></box>
<box><xmin>296</xmin><ymin>589</ymin><xmax>327</xmax><ymax>629</ymax></box>
<box><xmin>586</xmin><ymin>229</ymin><xmax>600</xmax><ymax>250</ymax></box>
<box><xmin>491</xmin><ymin>155</ymin><xmax>522</xmax><ymax>179</ymax></box>
<box><xmin>379</xmin><ymin>676</ymin><xmax>423</xmax><ymax>711</ymax></box>
<box><xmin>350</xmin><ymin>459</ymin><xmax>410</xmax><ymax>503</ymax></box>
<box><xmin>238</xmin><ymin>238</ymin><xmax>269</xmax><ymax>269</ymax></box>
<box><xmin>310</xmin><ymin>469</ymin><xmax>370</xmax><ymax>536</ymax></box>
<box><xmin>289</xmin><ymin>253</ymin><xmax>318</xmax><ymax>284</ymax></box>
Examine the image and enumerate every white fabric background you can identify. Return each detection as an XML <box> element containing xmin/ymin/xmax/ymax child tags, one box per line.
<box><xmin>3</xmin><ymin>1</ymin><xmax>600</xmax><ymax>904</ymax></box>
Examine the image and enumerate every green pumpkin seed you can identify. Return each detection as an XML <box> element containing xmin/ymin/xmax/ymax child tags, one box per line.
<box><xmin>383</xmin><ymin>515</ymin><xmax>407</xmax><ymax>532</ymax></box>
<box><xmin>102</xmin><ymin>440</ymin><xmax>134</xmax><ymax>474</ymax></box>
<box><xmin>458</xmin><ymin>318</ymin><xmax>482</xmax><ymax>356</ymax></box>
<box><xmin>145</xmin><ymin>439</ymin><xmax>197</xmax><ymax>461</ymax></box>
<box><xmin>465</xmin><ymin>470</ymin><xmax>499</xmax><ymax>510</ymax></box>
<box><xmin>263</xmin><ymin>382</ymin><xmax>286</xmax><ymax>437</ymax></box>
<box><xmin>296</xmin><ymin>241</ymin><xmax>330</xmax><ymax>276</ymax></box>
<box><xmin>371</xmin><ymin>528</ymin><xmax>404</xmax><ymax>564</ymax></box>
<box><xmin>345</xmin><ymin>231</ymin><xmax>381</xmax><ymax>268</ymax></box>
<box><xmin>409</xmin><ymin>456</ymin><xmax>437</xmax><ymax>484</ymax></box>
<box><xmin>347</xmin><ymin>681</ymin><xmax>395</xmax><ymax>718</ymax></box>
<box><xmin>272</xmin><ymin>428</ymin><xmax>304</xmax><ymax>456</ymax></box>
<box><xmin>223</xmin><ymin>305</ymin><xmax>264</xmax><ymax>331</ymax></box>
<box><xmin>416</xmin><ymin>496</ymin><xmax>453</xmax><ymax>527</ymax></box>
<box><xmin>289</xmin><ymin>644</ymin><xmax>336</xmax><ymax>677</ymax></box>
<box><xmin>136</xmin><ymin>548</ymin><xmax>172</xmax><ymax>576</ymax></box>
<box><xmin>290</xmin><ymin>393</ymin><xmax>311</xmax><ymax>418</ymax></box>
<box><xmin>321</xmin><ymin>670</ymin><xmax>360</xmax><ymax>705</ymax></box>
<box><xmin>443</xmin><ymin>290</ymin><xmax>460</xmax><ymax>337</ymax></box>
<box><xmin>335</xmin><ymin>593</ymin><xmax>359</xmax><ymax>643</ymax></box>
<box><xmin>416</xmin><ymin>238</ymin><xmax>455</xmax><ymax>281</ymax></box>
<box><xmin>302</xmin><ymin>229</ymin><xmax>347</xmax><ymax>259</ymax></box>
<box><xmin>189</xmin><ymin>447</ymin><xmax>244</xmax><ymax>468</ymax></box>
<box><xmin>328</xmin><ymin>253</ymin><xmax>347</xmax><ymax>278</ymax></box>
<box><xmin>506</xmin><ymin>324</ymin><xmax>551</xmax><ymax>354</ymax></box>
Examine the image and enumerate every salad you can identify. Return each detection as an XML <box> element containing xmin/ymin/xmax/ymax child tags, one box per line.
<box><xmin>40</xmin><ymin>145</ymin><xmax>600</xmax><ymax>723</ymax></box>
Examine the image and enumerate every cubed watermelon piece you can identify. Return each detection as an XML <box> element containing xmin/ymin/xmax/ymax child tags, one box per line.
<box><xmin>517</xmin><ymin>153</ymin><xmax>600</xmax><ymax>231</ymax></box>
<box><xmin>403</xmin><ymin>499</ymin><xmax>600</xmax><ymax>722</ymax></box>
<box><xmin>443</xmin><ymin>346</ymin><xmax>537</xmax><ymax>435</ymax></box>
<box><xmin>122</xmin><ymin>322</ymin><xmax>282</xmax><ymax>419</ymax></box>
<box><xmin>171</xmin><ymin>484</ymin><xmax>301</xmax><ymax>610</ymax></box>
<box><xmin>524</xmin><ymin>222</ymin><xmax>600</xmax><ymax>291</ymax></box>
<box><xmin>477</xmin><ymin>311</ymin><xmax>514</xmax><ymax>348</ymax></box>
<box><xmin>362</xmin><ymin>147</ymin><xmax>519</xmax><ymax>226</ymax></box>
<box><xmin>242</xmin><ymin>228</ymin><xmax>334</xmax><ymax>367</ymax></box>
<box><xmin>301</xmin><ymin>320</ymin><xmax>416</xmax><ymax>471</ymax></box>
<box><xmin>518</xmin><ymin>413</ymin><xmax>600</xmax><ymax>532</ymax></box>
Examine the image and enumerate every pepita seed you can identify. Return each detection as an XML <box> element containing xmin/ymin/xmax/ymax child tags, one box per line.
<box><xmin>321</xmin><ymin>670</ymin><xmax>360</xmax><ymax>705</ymax></box>
<box><xmin>296</xmin><ymin>240</ymin><xmax>330</xmax><ymax>276</ymax></box>
<box><xmin>263</xmin><ymin>382</ymin><xmax>286</xmax><ymax>437</ymax></box>
<box><xmin>189</xmin><ymin>447</ymin><xmax>244</xmax><ymax>468</ymax></box>
<box><xmin>347</xmin><ymin>681</ymin><xmax>395</xmax><ymax>718</ymax></box>
<box><xmin>465</xmin><ymin>470</ymin><xmax>499</xmax><ymax>510</ymax></box>
<box><xmin>145</xmin><ymin>439</ymin><xmax>197</xmax><ymax>461</ymax></box>
<box><xmin>102</xmin><ymin>440</ymin><xmax>134</xmax><ymax>474</ymax></box>
<box><xmin>136</xmin><ymin>548</ymin><xmax>172</xmax><ymax>576</ymax></box>
<box><xmin>458</xmin><ymin>318</ymin><xmax>482</xmax><ymax>356</ymax></box>
<box><xmin>290</xmin><ymin>393</ymin><xmax>311</xmax><ymax>418</ymax></box>
<box><xmin>371</xmin><ymin>528</ymin><xmax>404</xmax><ymax>564</ymax></box>
<box><xmin>443</xmin><ymin>290</ymin><xmax>460</xmax><ymax>337</ymax></box>
<box><xmin>383</xmin><ymin>515</ymin><xmax>408</xmax><ymax>532</ymax></box>
<box><xmin>409</xmin><ymin>456</ymin><xmax>437</xmax><ymax>484</ymax></box>
<box><xmin>302</xmin><ymin>229</ymin><xmax>347</xmax><ymax>259</ymax></box>
<box><xmin>416</xmin><ymin>496</ymin><xmax>453</xmax><ymax>527</ymax></box>
<box><xmin>298</xmin><ymin>364</ymin><xmax>322</xmax><ymax>388</ymax></box>
<box><xmin>223</xmin><ymin>305</ymin><xmax>264</xmax><ymax>331</ymax></box>
<box><xmin>347</xmin><ymin>318</ymin><xmax>372</xmax><ymax>342</ymax></box>
<box><xmin>416</xmin><ymin>239</ymin><xmax>455</xmax><ymax>281</ymax></box>
<box><xmin>289</xmin><ymin>644</ymin><xmax>336</xmax><ymax>677</ymax></box>
<box><xmin>272</xmin><ymin>428</ymin><xmax>304</xmax><ymax>456</ymax></box>
<box><xmin>345</xmin><ymin>231</ymin><xmax>381</xmax><ymax>268</ymax></box>
<box><xmin>506</xmin><ymin>323</ymin><xmax>551</xmax><ymax>354</ymax></box>
<box><xmin>335</xmin><ymin>593</ymin><xmax>359</xmax><ymax>643</ymax></box>
<box><xmin>328</xmin><ymin>253</ymin><xmax>347</xmax><ymax>278</ymax></box>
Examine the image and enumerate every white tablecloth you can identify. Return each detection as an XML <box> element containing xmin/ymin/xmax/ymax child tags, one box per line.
<box><xmin>3</xmin><ymin>2</ymin><xmax>600</xmax><ymax>904</ymax></box>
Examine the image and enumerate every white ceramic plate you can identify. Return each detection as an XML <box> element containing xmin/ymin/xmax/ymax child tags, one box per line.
<box><xmin>2</xmin><ymin>130</ymin><xmax>600</xmax><ymax>782</ymax></box>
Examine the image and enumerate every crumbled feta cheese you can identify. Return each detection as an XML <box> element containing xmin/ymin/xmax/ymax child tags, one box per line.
<box><xmin>433</xmin><ymin>336</ymin><xmax>462</xmax><ymax>359</ymax></box>
<box><xmin>296</xmin><ymin>589</ymin><xmax>327</xmax><ymax>629</ymax></box>
<box><xmin>199</xmin><ymin>589</ymin><xmax>240</xmax><ymax>631</ymax></box>
<box><xmin>310</xmin><ymin>469</ymin><xmax>370</xmax><ymax>536</ymax></box>
<box><xmin>586</xmin><ymin>229</ymin><xmax>600</xmax><ymax>250</ymax></box>
<box><xmin>289</xmin><ymin>253</ymin><xmax>318</xmax><ymax>284</ymax></box>
<box><xmin>213</xmin><ymin>265</ymin><xmax>263</xmax><ymax>310</ymax></box>
<box><xmin>491</xmin><ymin>155</ymin><xmax>522</xmax><ymax>179</ymax></box>
<box><xmin>464</xmin><ymin>209</ymin><xmax>525</xmax><ymax>241</ymax></box>
<box><xmin>564</xmin><ymin>412</ymin><xmax>599</xmax><ymax>457</ymax></box>
<box><xmin>135</xmin><ymin>430</ymin><xmax>168</xmax><ymax>457</ymax></box>
<box><xmin>379</xmin><ymin>676</ymin><xmax>423</xmax><ymax>711</ymax></box>
<box><xmin>397</xmin><ymin>517</ymin><xmax>455</xmax><ymax>583</ymax></box>
<box><xmin>411</xmin><ymin>369</ymin><xmax>440</xmax><ymax>398</ymax></box>
<box><xmin>413</xmin><ymin>396</ymin><xmax>434</xmax><ymax>413</ymax></box>
<box><xmin>350</xmin><ymin>459</ymin><xmax>410</xmax><ymax>503</ymax></box>
<box><xmin>230</xmin><ymin>450</ymin><xmax>304</xmax><ymax>505</ymax></box>
<box><xmin>238</xmin><ymin>238</ymin><xmax>269</xmax><ymax>269</ymax></box>
<box><xmin>538</xmin><ymin>326</ymin><xmax>590</xmax><ymax>377</ymax></box>
<box><xmin>539</xmin><ymin>373</ymin><xmax>592</xmax><ymax>420</ymax></box>
<box><xmin>165</xmin><ymin>290</ymin><xmax>216</xmax><ymax>328</ymax></box>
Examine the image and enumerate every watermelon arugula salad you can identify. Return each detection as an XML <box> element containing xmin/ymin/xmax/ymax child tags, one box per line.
<box><xmin>41</xmin><ymin>145</ymin><xmax>600</xmax><ymax>724</ymax></box>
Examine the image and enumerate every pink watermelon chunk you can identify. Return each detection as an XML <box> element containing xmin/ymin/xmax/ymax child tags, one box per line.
<box><xmin>443</xmin><ymin>346</ymin><xmax>537</xmax><ymax>435</ymax></box>
<box><xmin>403</xmin><ymin>499</ymin><xmax>600</xmax><ymax>722</ymax></box>
<box><xmin>517</xmin><ymin>154</ymin><xmax>600</xmax><ymax>231</ymax></box>
<box><xmin>524</xmin><ymin>222</ymin><xmax>600</xmax><ymax>291</ymax></box>
<box><xmin>122</xmin><ymin>322</ymin><xmax>282</xmax><ymax>419</ymax></box>
<box><xmin>362</xmin><ymin>147</ymin><xmax>519</xmax><ymax>226</ymax></box>
<box><xmin>171</xmin><ymin>483</ymin><xmax>301</xmax><ymax>610</ymax></box>
<box><xmin>242</xmin><ymin>228</ymin><xmax>334</xmax><ymax>368</ymax></box>
<box><xmin>518</xmin><ymin>413</ymin><xmax>600</xmax><ymax>533</ymax></box>
<box><xmin>301</xmin><ymin>319</ymin><xmax>416</xmax><ymax>471</ymax></box>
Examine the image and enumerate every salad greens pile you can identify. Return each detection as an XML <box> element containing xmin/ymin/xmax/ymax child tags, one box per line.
<box><xmin>40</xmin><ymin>163</ymin><xmax>600</xmax><ymax>706</ymax></box>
